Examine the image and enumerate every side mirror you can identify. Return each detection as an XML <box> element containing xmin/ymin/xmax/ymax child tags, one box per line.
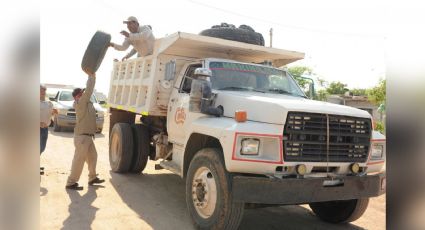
<box><xmin>99</xmin><ymin>101</ymin><xmax>106</xmax><ymax>105</ymax></box>
<box><xmin>308</xmin><ymin>82</ymin><xmax>315</xmax><ymax>99</ymax></box>
<box><xmin>49</xmin><ymin>97</ymin><xmax>56</xmax><ymax>101</ymax></box>
<box><xmin>164</xmin><ymin>60</ymin><xmax>176</xmax><ymax>81</ymax></box>
<box><xmin>194</xmin><ymin>68</ymin><xmax>212</xmax><ymax>78</ymax></box>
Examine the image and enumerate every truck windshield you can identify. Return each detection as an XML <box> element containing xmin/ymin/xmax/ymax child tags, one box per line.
<box><xmin>209</xmin><ymin>62</ymin><xmax>305</xmax><ymax>98</ymax></box>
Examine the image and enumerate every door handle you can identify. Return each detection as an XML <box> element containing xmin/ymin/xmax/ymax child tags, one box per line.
<box><xmin>171</xmin><ymin>98</ymin><xmax>176</xmax><ymax>102</ymax></box>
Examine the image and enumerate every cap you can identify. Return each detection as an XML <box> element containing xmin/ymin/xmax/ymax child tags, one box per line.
<box><xmin>123</xmin><ymin>16</ymin><xmax>138</xmax><ymax>24</ymax></box>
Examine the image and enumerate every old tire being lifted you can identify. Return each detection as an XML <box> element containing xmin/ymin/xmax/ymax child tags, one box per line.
<box><xmin>130</xmin><ymin>124</ymin><xmax>150</xmax><ymax>173</ymax></box>
<box><xmin>109</xmin><ymin>123</ymin><xmax>134</xmax><ymax>173</ymax></box>
<box><xmin>81</xmin><ymin>31</ymin><xmax>111</xmax><ymax>75</ymax></box>
<box><xmin>309</xmin><ymin>198</ymin><xmax>370</xmax><ymax>223</ymax></box>
<box><xmin>186</xmin><ymin>148</ymin><xmax>244</xmax><ymax>230</ymax></box>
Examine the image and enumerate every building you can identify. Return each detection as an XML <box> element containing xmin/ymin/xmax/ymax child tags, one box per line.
<box><xmin>326</xmin><ymin>94</ymin><xmax>382</xmax><ymax>121</ymax></box>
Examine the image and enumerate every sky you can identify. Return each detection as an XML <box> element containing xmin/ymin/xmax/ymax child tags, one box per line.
<box><xmin>40</xmin><ymin>0</ymin><xmax>386</xmax><ymax>95</ymax></box>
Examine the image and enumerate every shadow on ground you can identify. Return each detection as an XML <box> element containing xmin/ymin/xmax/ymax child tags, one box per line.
<box><xmin>109</xmin><ymin>171</ymin><xmax>195</xmax><ymax>230</ymax></box>
<box><xmin>240</xmin><ymin>205</ymin><xmax>365</xmax><ymax>230</ymax></box>
<box><xmin>61</xmin><ymin>186</ymin><xmax>101</xmax><ymax>230</ymax></box>
<box><xmin>109</xmin><ymin>170</ymin><xmax>365</xmax><ymax>230</ymax></box>
<box><xmin>40</xmin><ymin>187</ymin><xmax>48</xmax><ymax>196</ymax></box>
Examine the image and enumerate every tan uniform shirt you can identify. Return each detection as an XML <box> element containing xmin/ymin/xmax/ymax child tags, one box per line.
<box><xmin>113</xmin><ymin>25</ymin><xmax>155</xmax><ymax>58</ymax></box>
<box><xmin>74</xmin><ymin>76</ymin><xmax>97</xmax><ymax>135</ymax></box>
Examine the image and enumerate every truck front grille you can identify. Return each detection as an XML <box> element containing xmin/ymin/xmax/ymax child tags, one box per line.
<box><xmin>283</xmin><ymin>112</ymin><xmax>371</xmax><ymax>162</ymax></box>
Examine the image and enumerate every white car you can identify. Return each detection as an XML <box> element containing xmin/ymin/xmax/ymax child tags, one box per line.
<box><xmin>50</xmin><ymin>89</ymin><xmax>106</xmax><ymax>133</ymax></box>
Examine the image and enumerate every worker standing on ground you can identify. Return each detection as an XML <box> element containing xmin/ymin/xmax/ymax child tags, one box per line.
<box><xmin>66</xmin><ymin>73</ymin><xmax>104</xmax><ymax>190</ymax></box>
<box><xmin>40</xmin><ymin>84</ymin><xmax>56</xmax><ymax>155</ymax></box>
<box><xmin>40</xmin><ymin>85</ymin><xmax>57</xmax><ymax>174</ymax></box>
<box><xmin>110</xmin><ymin>16</ymin><xmax>155</xmax><ymax>61</ymax></box>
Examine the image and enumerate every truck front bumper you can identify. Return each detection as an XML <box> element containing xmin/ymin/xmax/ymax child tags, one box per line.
<box><xmin>232</xmin><ymin>173</ymin><xmax>386</xmax><ymax>204</ymax></box>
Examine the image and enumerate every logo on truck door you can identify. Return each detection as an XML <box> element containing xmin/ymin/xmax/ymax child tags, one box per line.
<box><xmin>175</xmin><ymin>107</ymin><xmax>186</xmax><ymax>124</ymax></box>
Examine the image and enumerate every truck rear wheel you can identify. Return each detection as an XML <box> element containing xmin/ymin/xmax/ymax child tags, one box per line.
<box><xmin>186</xmin><ymin>148</ymin><xmax>244</xmax><ymax>230</ymax></box>
<box><xmin>130</xmin><ymin>124</ymin><xmax>150</xmax><ymax>173</ymax></box>
<box><xmin>109</xmin><ymin>123</ymin><xmax>134</xmax><ymax>173</ymax></box>
<box><xmin>109</xmin><ymin>108</ymin><xmax>135</xmax><ymax>134</ymax></box>
<box><xmin>309</xmin><ymin>198</ymin><xmax>369</xmax><ymax>223</ymax></box>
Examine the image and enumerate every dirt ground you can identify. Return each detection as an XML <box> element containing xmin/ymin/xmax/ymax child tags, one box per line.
<box><xmin>40</xmin><ymin>116</ymin><xmax>385</xmax><ymax>230</ymax></box>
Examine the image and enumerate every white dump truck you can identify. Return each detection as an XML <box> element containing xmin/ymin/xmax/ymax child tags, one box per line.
<box><xmin>106</xmin><ymin>32</ymin><xmax>386</xmax><ymax>229</ymax></box>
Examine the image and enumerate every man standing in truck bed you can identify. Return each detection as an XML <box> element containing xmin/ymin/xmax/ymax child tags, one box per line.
<box><xmin>110</xmin><ymin>16</ymin><xmax>155</xmax><ymax>61</ymax></box>
<box><xmin>66</xmin><ymin>73</ymin><xmax>104</xmax><ymax>190</ymax></box>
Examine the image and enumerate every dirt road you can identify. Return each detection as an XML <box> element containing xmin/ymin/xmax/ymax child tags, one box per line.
<box><xmin>40</xmin><ymin>117</ymin><xmax>385</xmax><ymax>230</ymax></box>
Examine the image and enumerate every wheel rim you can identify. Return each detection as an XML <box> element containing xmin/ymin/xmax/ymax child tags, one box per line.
<box><xmin>110</xmin><ymin>132</ymin><xmax>119</xmax><ymax>164</ymax></box>
<box><xmin>192</xmin><ymin>166</ymin><xmax>217</xmax><ymax>218</ymax></box>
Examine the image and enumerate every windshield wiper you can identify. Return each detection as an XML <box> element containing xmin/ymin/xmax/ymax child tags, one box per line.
<box><xmin>218</xmin><ymin>86</ymin><xmax>265</xmax><ymax>93</ymax></box>
<box><xmin>265</xmin><ymin>88</ymin><xmax>306</xmax><ymax>98</ymax></box>
<box><xmin>265</xmin><ymin>88</ymin><xmax>292</xmax><ymax>94</ymax></box>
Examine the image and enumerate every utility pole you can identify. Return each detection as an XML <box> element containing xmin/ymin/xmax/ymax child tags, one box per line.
<box><xmin>269</xmin><ymin>28</ymin><xmax>273</xmax><ymax>47</ymax></box>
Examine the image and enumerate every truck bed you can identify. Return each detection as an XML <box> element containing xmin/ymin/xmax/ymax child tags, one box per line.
<box><xmin>107</xmin><ymin>32</ymin><xmax>305</xmax><ymax>116</ymax></box>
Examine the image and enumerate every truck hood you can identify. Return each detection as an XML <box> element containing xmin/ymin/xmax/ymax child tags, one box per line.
<box><xmin>214</xmin><ymin>91</ymin><xmax>371</xmax><ymax>125</ymax></box>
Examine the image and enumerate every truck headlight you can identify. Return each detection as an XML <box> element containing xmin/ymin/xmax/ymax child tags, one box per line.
<box><xmin>371</xmin><ymin>144</ymin><xmax>384</xmax><ymax>159</ymax></box>
<box><xmin>241</xmin><ymin>138</ymin><xmax>260</xmax><ymax>155</ymax></box>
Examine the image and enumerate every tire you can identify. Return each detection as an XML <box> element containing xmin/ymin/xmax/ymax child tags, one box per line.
<box><xmin>186</xmin><ymin>148</ymin><xmax>244</xmax><ymax>230</ymax></box>
<box><xmin>109</xmin><ymin>108</ymin><xmax>135</xmax><ymax>134</ymax></box>
<box><xmin>200</xmin><ymin>24</ymin><xmax>264</xmax><ymax>46</ymax></box>
<box><xmin>109</xmin><ymin>123</ymin><xmax>134</xmax><ymax>173</ymax></box>
<box><xmin>81</xmin><ymin>31</ymin><xmax>111</xmax><ymax>75</ymax></box>
<box><xmin>309</xmin><ymin>198</ymin><xmax>370</xmax><ymax>223</ymax></box>
<box><xmin>130</xmin><ymin>124</ymin><xmax>150</xmax><ymax>173</ymax></box>
<box><xmin>53</xmin><ymin>117</ymin><xmax>61</xmax><ymax>132</ymax></box>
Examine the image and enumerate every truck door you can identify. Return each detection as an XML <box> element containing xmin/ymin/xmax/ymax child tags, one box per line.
<box><xmin>167</xmin><ymin>63</ymin><xmax>202</xmax><ymax>145</ymax></box>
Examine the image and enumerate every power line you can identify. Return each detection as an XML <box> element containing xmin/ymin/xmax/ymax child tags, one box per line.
<box><xmin>186</xmin><ymin>0</ymin><xmax>384</xmax><ymax>38</ymax></box>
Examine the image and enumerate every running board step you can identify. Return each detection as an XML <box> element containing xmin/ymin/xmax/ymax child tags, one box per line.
<box><xmin>159</xmin><ymin>161</ymin><xmax>182</xmax><ymax>177</ymax></box>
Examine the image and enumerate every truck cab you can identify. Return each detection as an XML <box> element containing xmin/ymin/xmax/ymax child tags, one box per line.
<box><xmin>107</xmin><ymin>32</ymin><xmax>386</xmax><ymax>230</ymax></box>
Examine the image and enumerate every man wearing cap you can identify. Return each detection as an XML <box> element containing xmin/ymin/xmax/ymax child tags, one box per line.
<box><xmin>66</xmin><ymin>73</ymin><xmax>104</xmax><ymax>190</ymax></box>
<box><xmin>110</xmin><ymin>16</ymin><xmax>155</xmax><ymax>61</ymax></box>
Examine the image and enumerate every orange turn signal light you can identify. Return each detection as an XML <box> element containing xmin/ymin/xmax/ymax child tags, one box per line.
<box><xmin>235</xmin><ymin>110</ymin><xmax>247</xmax><ymax>122</ymax></box>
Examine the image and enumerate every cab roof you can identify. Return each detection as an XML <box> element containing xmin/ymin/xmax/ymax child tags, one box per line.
<box><xmin>155</xmin><ymin>32</ymin><xmax>304</xmax><ymax>67</ymax></box>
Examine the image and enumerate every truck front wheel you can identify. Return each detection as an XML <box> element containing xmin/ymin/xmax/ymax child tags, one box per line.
<box><xmin>309</xmin><ymin>198</ymin><xmax>369</xmax><ymax>223</ymax></box>
<box><xmin>186</xmin><ymin>148</ymin><xmax>244</xmax><ymax>230</ymax></box>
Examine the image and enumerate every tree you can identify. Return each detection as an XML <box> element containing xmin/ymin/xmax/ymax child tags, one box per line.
<box><xmin>316</xmin><ymin>89</ymin><xmax>329</xmax><ymax>101</ymax></box>
<box><xmin>288</xmin><ymin>66</ymin><xmax>313</xmax><ymax>88</ymax></box>
<box><xmin>350</xmin><ymin>88</ymin><xmax>368</xmax><ymax>96</ymax></box>
<box><xmin>367</xmin><ymin>79</ymin><xmax>386</xmax><ymax>105</ymax></box>
<box><xmin>326</xmin><ymin>81</ymin><xmax>349</xmax><ymax>95</ymax></box>
<box><xmin>316</xmin><ymin>77</ymin><xmax>328</xmax><ymax>88</ymax></box>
